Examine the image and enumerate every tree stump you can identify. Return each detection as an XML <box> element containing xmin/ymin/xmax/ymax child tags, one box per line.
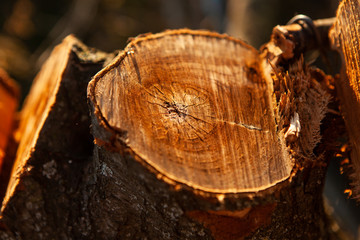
<box><xmin>330</xmin><ymin>0</ymin><xmax>360</xmax><ymax>199</ymax></box>
<box><xmin>87</xmin><ymin>29</ymin><xmax>332</xmax><ymax>239</ymax></box>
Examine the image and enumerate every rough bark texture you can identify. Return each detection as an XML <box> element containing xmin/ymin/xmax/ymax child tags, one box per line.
<box><xmin>0</xmin><ymin>35</ymin><xmax>111</xmax><ymax>239</ymax></box>
<box><xmin>330</xmin><ymin>0</ymin><xmax>360</xmax><ymax>200</ymax></box>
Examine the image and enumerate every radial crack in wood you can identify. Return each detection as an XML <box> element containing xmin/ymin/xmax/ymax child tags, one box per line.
<box><xmin>88</xmin><ymin>29</ymin><xmax>293</xmax><ymax>194</ymax></box>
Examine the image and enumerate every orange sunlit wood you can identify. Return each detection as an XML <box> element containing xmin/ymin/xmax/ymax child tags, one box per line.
<box><xmin>0</xmin><ymin>69</ymin><xmax>19</xmax><ymax>174</ymax></box>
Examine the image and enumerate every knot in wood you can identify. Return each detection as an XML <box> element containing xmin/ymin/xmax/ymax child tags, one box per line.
<box><xmin>164</xmin><ymin>101</ymin><xmax>187</xmax><ymax>121</ymax></box>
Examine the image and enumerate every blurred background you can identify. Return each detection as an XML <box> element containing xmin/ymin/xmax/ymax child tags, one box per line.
<box><xmin>0</xmin><ymin>0</ymin><xmax>340</xmax><ymax>96</ymax></box>
<box><xmin>0</xmin><ymin>0</ymin><xmax>358</xmax><ymax>239</ymax></box>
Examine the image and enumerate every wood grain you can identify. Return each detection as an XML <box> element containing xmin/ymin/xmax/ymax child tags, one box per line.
<box><xmin>330</xmin><ymin>0</ymin><xmax>360</xmax><ymax>198</ymax></box>
<box><xmin>87</xmin><ymin>29</ymin><xmax>331</xmax><ymax>238</ymax></box>
<box><xmin>89</xmin><ymin>29</ymin><xmax>292</xmax><ymax>194</ymax></box>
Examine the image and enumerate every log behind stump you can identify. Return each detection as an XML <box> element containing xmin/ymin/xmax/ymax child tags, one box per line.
<box><xmin>0</xmin><ymin>35</ymin><xmax>111</xmax><ymax>239</ymax></box>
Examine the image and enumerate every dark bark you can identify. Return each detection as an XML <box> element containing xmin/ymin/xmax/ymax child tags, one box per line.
<box><xmin>0</xmin><ymin>35</ymin><xmax>111</xmax><ymax>239</ymax></box>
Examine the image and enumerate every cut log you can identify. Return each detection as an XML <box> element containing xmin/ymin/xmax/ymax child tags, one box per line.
<box><xmin>0</xmin><ymin>69</ymin><xmax>19</xmax><ymax>202</ymax></box>
<box><xmin>0</xmin><ymin>35</ymin><xmax>112</xmax><ymax>239</ymax></box>
<box><xmin>330</xmin><ymin>0</ymin><xmax>360</xmax><ymax>200</ymax></box>
<box><xmin>90</xmin><ymin>30</ymin><xmax>291</xmax><ymax>194</ymax></box>
<box><xmin>88</xmin><ymin>29</ymin><xmax>332</xmax><ymax>239</ymax></box>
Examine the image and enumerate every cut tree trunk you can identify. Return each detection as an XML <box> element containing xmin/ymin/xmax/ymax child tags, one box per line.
<box><xmin>87</xmin><ymin>29</ymin><xmax>332</xmax><ymax>239</ymax></box>
<box><xmin>0</xmin><ymin>30</ymin><xmax>335</xmax><ymax>239</ymax></box>
<box><xmin>330</xmin><ymin>0</ymin><xmax>360</xmax><ymax>200</ymax></box>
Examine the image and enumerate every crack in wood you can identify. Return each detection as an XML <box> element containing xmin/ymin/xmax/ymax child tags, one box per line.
<box><xmin>218</xmin><ymin>120</ymin><xmax>263</xmax><ymax>131</ymax></box>
<box><xmin>130</xmin><ymin>53</ymin><xmax>141</xmax><ymax>84</ymax></box>
<box><xmin>147</xmin><ymin>99</ymin><xmax>262</xmax><ymax>132</ymax></box>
